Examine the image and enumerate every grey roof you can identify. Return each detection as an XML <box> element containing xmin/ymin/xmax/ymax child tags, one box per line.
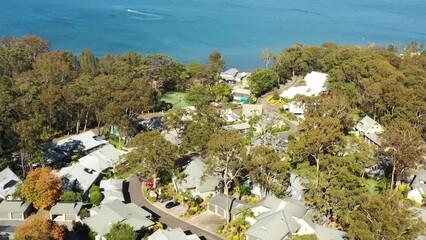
<box><xmin>100</xmin><ymin>179</ymin><xmax>124</xmax><ymax>204</ymax></box>
<box><xmin>287</xmin><ymin>173</ymin><xmax>307</xmax><ymax>201</ymax></box>
<box><xmin>0</xmin><ymin>201</ymin><xmax>30</xmax><ymax>213</ymax></box>
<box><xmin>242</xmin><ymin>104</ymin><xmax>263</xmax><ymax>119</ymax></box>
<box><xmin>84</xmin><ymin>200</ymin><xmax>153</xmax><ymax>236</ymax></box>
<box><xmin>245</xmin><ymin>210</ymin><xmax>293</xmax><ymax>240</ymax></box>
<box><xmin>79</xmin><ymin>144</ymin><xmax>126</xmax><ymax>172</ymax></box>
<box><xmin>50</xmin><ymin>202</ymin><xmax>83</xmax><ymax>215</ymax></box>
<box><xmin>233</xmin><ymin>88</ymin><xmax>251</xmax><ymax>95</ymax></box>
<box><xmin>180</xmin><ymin>158</ymin><xmax>220</xmax><ymax>193</ymax></box>
<box><xmin>411</xmin><ymin>170</ymin><xmax>426</xmax><ymax>193</ymax></box>
<box><xmin>223</xmin><ymin>122</ymin><xmax>250</xmax><ymax>131</ymax></box>
<box><xmin>221</xmin><ymin>68</ymin><xmax>238</xmax><ymax>77</ymax></box>
<box><xmin>148</xmin><ymin>228</ymin><xmax>201</xmax><ymax>240</ymax></box>
<box><xmin>356</xmin><ymin>116</ymin><xmax>377</xmax><ymax>133</ymax></box>
<box><xmin>315</xmin><ymin>224</ymin><xmax>346</xmax><ymax>240</ymax></box>
<box><xmin>59</xmin><ymin>162</ymin><xmax>100</xmax><ymax>193</ymax></box>
<box><xmin>413</xmin><ymin>207</ymin><xmax>426</xmax><ymax>222</ymax></box>
<box><xmin>0</xmin><ymin>167</ymin><xmax>20</xmax><ymax>199</ymax></box>
<box><xmin>207</xmin><ymin>194</ymin><xmax>246</xmax><ymax>215</ymax></box>
<box><xmin>56</xmin><ymin>131</ymin><xmax>108</xmax><ymax>153</ymax></box>
<box><xmin>252</xmin><ymin>195</ymin><xmax>307</xmax><ymax>230</ymax></box>
<box><xmin>365</xmin><ymin>132</ymin><xmax>381</xmax><ymax>146</ymax></box>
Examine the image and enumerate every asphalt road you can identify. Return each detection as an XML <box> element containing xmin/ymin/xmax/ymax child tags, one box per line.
<box><xmin>128</xmin><ymin>176</ymin><xmax>224</xmax><ymax>240</ymax></box>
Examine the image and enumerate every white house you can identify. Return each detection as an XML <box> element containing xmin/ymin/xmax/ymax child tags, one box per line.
<box><xmin>284</xmin><ymin>101</ymin><xmax>305</xmax><ymax>119</ymax></box>
<box><xmin>78</xmin><ymin>144</ymin><xmax>126</xmax><ymax>173</ymax></box>
<box><xmin>355</xmin><ymin>116</ymin><xmax>384</xmax><ymax>146</ymax></box>
<box><xmin>233</xmin><ymin>88</ymin><xmax>251</xmax><ymax>102</ymax></box>
<box><xmin>100</xmin><ymin>179</ymin><xmax>125</xmax><ymax>204</ymax></box>
<box><xmin>408</xmin><ymin>170</ymin><xmax>426</xmax><ymax>204</ymax></box>
<box><xmin>280</xmin><ymin>71</ymin><xmax>327</xmax><ymax>99</ymax></box>
<box><xmin>49</xmin><ymin>202</ymin><xmax>83</xmax><ymax>222</ymax></box>
<box><xmin>148</xmin><ymin>228</ymin><xmax>201</xmax><ymax>240</ymax></box>
<box><xmin>242</xmin><ymin>104</ymin><xmax>263</xmax><ymax>120</ymax></box>
<box><xmin>0</xmin><ymin>167</ymin><xmax>20</xmax><ymax>200</ymax></box>
<box><xmin>59</xmin><ymin>163</ymin><xmax>101</xmax><ymax>196</ymax></box>
<box><xmin>56</xmin><ymin>131</ymin><xmax>109</xmax><ymax>154</ymax></box>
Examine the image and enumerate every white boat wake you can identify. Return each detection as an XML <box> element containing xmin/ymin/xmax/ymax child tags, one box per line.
<box><xmin>127</xmin><ymin>9</ymin><xmax>162</xmax><ymax>20</ymax></box>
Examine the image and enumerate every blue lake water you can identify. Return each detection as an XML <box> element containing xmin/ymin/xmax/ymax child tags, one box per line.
<box><xmin>0</xmin><ymin>0</ymin><xmax>425</xmax><ymax>70</ymax></box>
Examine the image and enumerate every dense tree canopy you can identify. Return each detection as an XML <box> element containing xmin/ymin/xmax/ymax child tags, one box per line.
<box><xmin>105</xmin><ymin>222</ymin><xmax>137</xmax><ymax>240</ymax></box>
<box><xmin>14</xmin><ymin>214</ymin><xmax>64</xmax><ymax>240</ymax></box>
<box><xmin>20</xmin><ymin>166</ymin><xmax>62</xmax><ymax>210</ymax></box>
<box><xmin>248</xmin><ymin>68</ymin><xmax>279</xmax><ymax>97</ymax></box>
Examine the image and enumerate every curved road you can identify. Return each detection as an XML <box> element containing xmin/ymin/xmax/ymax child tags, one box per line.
<box><xmin>129</xmin><ymin>176</ymin><xmax>224</xmax><ymax>240</ymax></box>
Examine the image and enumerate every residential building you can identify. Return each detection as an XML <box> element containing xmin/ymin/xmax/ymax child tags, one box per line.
<box><xmin>100</xmin><ymin>179</ymin><xmax>125</xmax><ymax>204</ymax></box>
<box><xmin>408</xmin><ymin>169</ymin><xmax>426</xmax><ymax>204</ymax></box>
<box><xmin>223</xmin><ymin>122</ymin><xmax>251</xmax><ymax>135</ymax></box>
<box><xmin>242</xmin><ymin>104</ymin><xmax>263</xmax><ymax>120</ymax></box>
<box><xmin>0</xmin><ymin>167</ymin><xmax>20</xmax><ymax>200</ymax></box>
<box><xmin>0</xmin><ymin>201</ymin><xmax>32</xmax><ymax>220</ymax></box>
<box><xmin>148</xmin><ymin>228</ymin><xmax>201</xmax><ymax>240</ymax></box>
<box><xmin>280</xmin><ymin>71</ymin><xmax>327</xmax><ymax>99</ymax></box>
<box><xmin>59</xmin><ymin>162</ymin><xmax>101</xmax><ymax>196</ymax></box>
<box><xmin>207</xmin><ymin>194</ymin><xmax>246</xmax><ymax>220</ymax></box>
<box><xmin>287</xmin><ymin>173</ymin><xmax>307</xmax><ymax>201</ymax></box>
<box><xmin>56</xmin><ymin>131</ymin><xmax>108</xmax><ymax>154</ymax></box>
<box><xmin>49</xmin><ymin>202</ymin><xmax>83</xmax><ymax>222</ymax></box>
<box><xmin>221</xmin><ymin>68</ymin><xmax>249</xmax><ymax>84</ymax></box>
<box><xmin>78</xmin><ymin>144</ymin><xmax>126</xmax><ymax>173</ymax></box>
<box><xmin>221</xmin><ymin>109</ymin><xmax>241</xmax><ymax>123</ymax></box>
<box><xmin>177</xmin><ymin>157</ymin><xmax>220</xmax><ymax>198</ymax></box>
<box><xmin>233</xmin><ymin>88</ymin><xmax>251</xmax><ymax>102</ymax></box>
<box><xmin>355</xmin><ymin>116</ymin><xmax>384</xmax><ymax>146</ymax></box>
<box><xmin>245</xmin><ymin>195</ymin><xmax>345</xmax><ymax>240</ymax></box>
<box><xmin>83</xmin><ymin>200</ymin><xmax>154</xmax><ymax>239</ymax></box>
<box><xmin>283</xmin><ymin>101</ymin><xmax>305</xmax><ymax>119</ymax></box>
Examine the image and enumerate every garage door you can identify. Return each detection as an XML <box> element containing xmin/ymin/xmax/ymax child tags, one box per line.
<box><xmin>11</xmin><ymin>212</ymin><xmax>22</xmax><ymax>220</ymax></box>
<box><xmin>208</xmin><ymin>204</ymin><xmax>215</xmax><ymax>212</ymax></box>
<box><xmin>65</xmin><ymin>214</ymin><xmax>75</xmax><ymax>221</ymax></box>
<box><xmin>217</xmin><ymin>207</ymin><xmax>225</xmax><ymax>217</ymax></box>
<box><xmin>0</xmin><ymin>212</ymin><xmax>9</xmax><ymax>219</ymax></box>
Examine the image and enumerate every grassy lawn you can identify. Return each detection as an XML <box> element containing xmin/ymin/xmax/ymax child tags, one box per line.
<box><xmin>266</xmin><ymin>96</ymin><xmax>287</xmax><ymax>107</ymax></box>
<box><xmin>161</xmin><ymin>92</ymin><xmax>195</xmax><ymax>109</ymax></box>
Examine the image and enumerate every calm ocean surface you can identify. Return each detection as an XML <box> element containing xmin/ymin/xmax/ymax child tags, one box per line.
<box><xmin>0</xmin><ymin>0</ymin><xmax>425</xmax><ymax>70</ymax></box>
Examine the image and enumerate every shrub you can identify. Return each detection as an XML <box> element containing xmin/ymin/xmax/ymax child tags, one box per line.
<box><xmin>288</xmin><ymin>134</ymin><xmax>296</xmax><ymax>141</ymax></box>
<box><xmin>89</xmin><ymin>185</ymin><xmax>101</xmax><ymax>194</ymax></box>
<box><xmin>187</xmin><ymin>209</ymin><xmax>195</xmax><ymax>215</ymax></box>
<box><xmin>90</xmin><ymin>191</ymin><xmax>103</xmax><ymax>206</ymax></box>
<box><xmin>60</xmin><ymin>190</ymin><xmax>82</xmax><ymax>202</ymax></box>
<box><xmin>148</xmin><ymin>197</ymin><xmax>157</xmax><ymax>203</ymax></box>
<box><xmin>191</xmin><ymin>206</ymin><xmax>199</xmax><ymax>212</ymax></box>
<box><xmin>216</xmin><ymin>224</ymin><xmax>224</xmax><ymax>232</ymax></box>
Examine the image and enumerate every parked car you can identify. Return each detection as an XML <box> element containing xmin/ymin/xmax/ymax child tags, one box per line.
<box><xmin>159</xmin><ymin>196</ymin><xmax>173</xmax><ymax>203</ymax></box>
<box><xmin>165</xmin><ymin>201</ymin><xmax>180</xmax><ymax>209</ymax></box>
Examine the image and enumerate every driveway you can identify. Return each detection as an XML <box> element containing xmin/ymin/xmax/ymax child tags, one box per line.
<box><xmin>128</xmin><ymin>176</ymin><xmax>224</xmax><ymax>240</ymax></box>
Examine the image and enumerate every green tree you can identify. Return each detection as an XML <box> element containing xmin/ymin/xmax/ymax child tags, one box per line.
<box><xmin>117</xmin><ymin>131</ymin><xmax>178</xmax><ymax>180</ymax></box>
<box><xmin>89</xmin><ymin>185</ymin><xmax>103</xmax><ymax>206</ymax></box>
<box><xmin>79</xmin><ymin>49</ymin><xmax>98</xmax><ymax>76</ymax></box>
<box><xmin>248</xmin><ymin>68</ymin><xmax>279</xmax><ymax>97</ymax></box>
<box><xmin>105</xmin><ymin>222</ymin><xmax>137</xmax><ymax>240</ymax></box>
<box><xmin>60</xmin><ymin>190</ymin><xmax>82</xmax><ymax>202</ymax></box>
<box><xmin>381</xmin><ymin>125</ymin><xmax>425</xmax><ymax>190</ymax></box>
<box><xmin>206</xmin><ymin>131</ymin><xmax>247</xmax><ymax>222</ymax></box>
<box><xmin>247</xmin><ymin>146</ymin><xmax>287</xmax><ymax>196</ymax></box>
<box><xmin>347</xmin><ymin>191</ymin><xmax>425</xmax><ymax>240</ymax></box>
<box><xmin>206</xmin><ymin>51</ymin><xmax>225</xmax><ymax>85</ymax></box>
<box><xmin>289</xmin><ymin>117</ymin><xmax>344</xmax><ymax>186</ymax></box>
<box><xmin>273</xmin><ymin>45</ymin><xmax>313</xmax><ymax>80</ymax></box>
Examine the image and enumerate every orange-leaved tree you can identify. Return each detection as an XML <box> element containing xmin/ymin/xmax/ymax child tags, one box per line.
<box><xmin>21</xmin><ymin>166</ymin><xmax>62</xmax><ymax>210</ymax></box>
<box><xmin>14</xmin><ymin>214</ymin><xmax>64</xmax><ymax>240</ymax></box>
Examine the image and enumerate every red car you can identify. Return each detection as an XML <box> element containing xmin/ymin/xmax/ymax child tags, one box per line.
<box><xmin>145</xmin><ymin>181</ymin><xmax>154</xmax><ymax>188</ymax></box>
